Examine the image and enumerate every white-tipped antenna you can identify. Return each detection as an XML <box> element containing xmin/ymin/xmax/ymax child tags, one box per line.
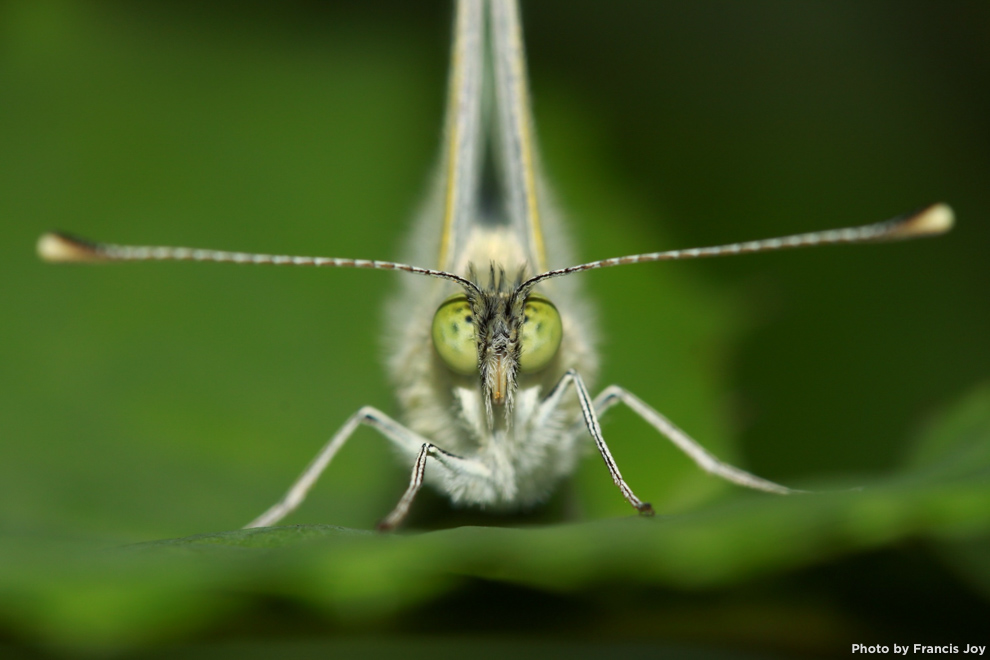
<box><xmin>38</xmin><ymin>203</ymin><xmax>953</xmax><ymax>294</ymax></box>
<box><xmin>520</xmin><ymin>203</ymin><xmax>954</xmax><ymax>292</ymax></box>
<box><xmin>36</xmin><ymin>231</ymin><xmax>482</xmax><ymax>293</ymax></box>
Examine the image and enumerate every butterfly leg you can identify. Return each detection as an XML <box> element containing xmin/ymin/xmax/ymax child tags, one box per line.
<box><xmin>376</xmin><ymin>442</ymin><xmax>487</xmax><ymax>531</ymax></box>
<box><xmin>538</xmin><ymin>369</ymin><xmax>654</xmax><ymax>516</ymax></box>
<box><xmin>245</xmin><ymin>406</ymin><xmax>483</xmax><ymax>529</ymax></box>
<box><xmin>591</xmin><ymin>385</ymin><xmax>801</xmax><ymax>495</ymax></box>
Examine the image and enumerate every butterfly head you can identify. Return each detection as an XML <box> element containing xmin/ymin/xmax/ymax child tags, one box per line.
<box><xmin>431</xmin><ymin>264</ymin><xmax>563</xmax><ymax>427</ymax></box>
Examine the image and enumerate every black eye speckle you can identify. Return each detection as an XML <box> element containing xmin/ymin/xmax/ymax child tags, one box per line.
<box><xmin>523</xmin><ymin>314</ymin><xmax>530</xmax><ymax>323</ymax></box>
<box><xmin>465</xmin><ymin>315</ymin><xmax>473</xmax><ymax>324</ymax></box>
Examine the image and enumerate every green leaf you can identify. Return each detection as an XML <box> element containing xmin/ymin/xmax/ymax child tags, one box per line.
<box><xmin>906</xmin><ymin>385</ymin><xmax>990</xmax><ymax>599</ymax></box>
<box><xmin>2</xmin><ymin>384</ymin><xmax>989</xmax><ymax>650</ymax></box>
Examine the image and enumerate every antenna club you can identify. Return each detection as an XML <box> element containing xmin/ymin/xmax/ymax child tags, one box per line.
<box><xmin>36</xmin><ymin>232</ymin><xmax>104</xmax><ymax>263</ymax></box>
<box><xmin>898</xmin><ymin>203</ymin><xmax>955</xmax><ymax>238</ymax></box>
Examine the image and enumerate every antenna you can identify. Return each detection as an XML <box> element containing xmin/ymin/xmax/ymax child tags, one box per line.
<box><xmin>36</xmin><ymin>231</ymin><xmax>482</xmax><ymax>294</ymax></box>
<box><xmin>519</xmin><ymin>203</ymin><xmax>954</xmax><ymax>292</ymax></box>
<box><xmin>37</xmin><ymin>202</ymin><xmax>953</xmax><ymax>297</ymax></box>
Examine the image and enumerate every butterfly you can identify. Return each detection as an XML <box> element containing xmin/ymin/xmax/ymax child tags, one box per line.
<box><xmin>38</xmin><ymin>0</ymin><xmax>953</xmax><ymax>531</ymax></box>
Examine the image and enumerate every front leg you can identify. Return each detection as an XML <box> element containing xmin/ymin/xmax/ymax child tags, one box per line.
<box><xmin>376</xmin><ymin>442</ymin><xmax>488</xmax><ymax>531</ymax></box>
<box><xmin>590</xmin><ymin>385</ymin><xmax>801</xmax><ymax>495</ymax></box>
<box><xmin>537</xmin><ymin>369</ymin><xmax>654</xmax><ymax>516</ymax></box>
<box><xmin>245</xmin><ymin>406</ymin><xmax>489</xmax><ymax>530</ymax></box>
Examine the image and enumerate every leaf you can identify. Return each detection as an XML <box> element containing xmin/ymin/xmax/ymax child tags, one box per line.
<box><xmin>905</xmin><ymin>385</ymin><xmax>990</xmax><ymax>599</ymax></box>
<box><xmin>2</xmin><ymin>385</ymin><xmax>989</xmax><ymax>650</ymax></box>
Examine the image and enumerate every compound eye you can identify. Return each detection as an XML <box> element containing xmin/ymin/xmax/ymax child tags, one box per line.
<box><xmin>519</xmin><ymin>295</ymin><xmax>562</xmax><ymax>373</ymax></box>
<box><xmin>431</xmin><ymin>295</ymin><xmax>477</xmax><ymax>375</ymax></box>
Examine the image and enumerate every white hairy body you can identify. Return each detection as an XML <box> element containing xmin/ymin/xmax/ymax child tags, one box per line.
<box><xmin>388</xmin><ymin>222</ymin><xmax>597</xmax><ymax>509</ymax></box>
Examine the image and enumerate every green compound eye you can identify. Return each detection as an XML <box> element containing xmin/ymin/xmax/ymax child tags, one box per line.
<box><xmin>432</xmin><ymin>295</ymin><xmax>478</xmax><ymax>375</ymax></box>
<box><xmin>519</xmin><ymin>295</ymin><xmax>563</xmax><ymax>373</ymax></box>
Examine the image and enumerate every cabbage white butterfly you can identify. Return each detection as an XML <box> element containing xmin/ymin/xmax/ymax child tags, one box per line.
<box><xmin>38</xmin><ymin>0</ymin><xmax>953</xmax><ymax>531</ymax></box>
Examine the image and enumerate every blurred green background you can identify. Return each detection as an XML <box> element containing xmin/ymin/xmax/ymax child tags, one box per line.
<box><xmin>1</xmin><ymin>0</ymin><xmax>988</xmax><ymax>657</ymax></box>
